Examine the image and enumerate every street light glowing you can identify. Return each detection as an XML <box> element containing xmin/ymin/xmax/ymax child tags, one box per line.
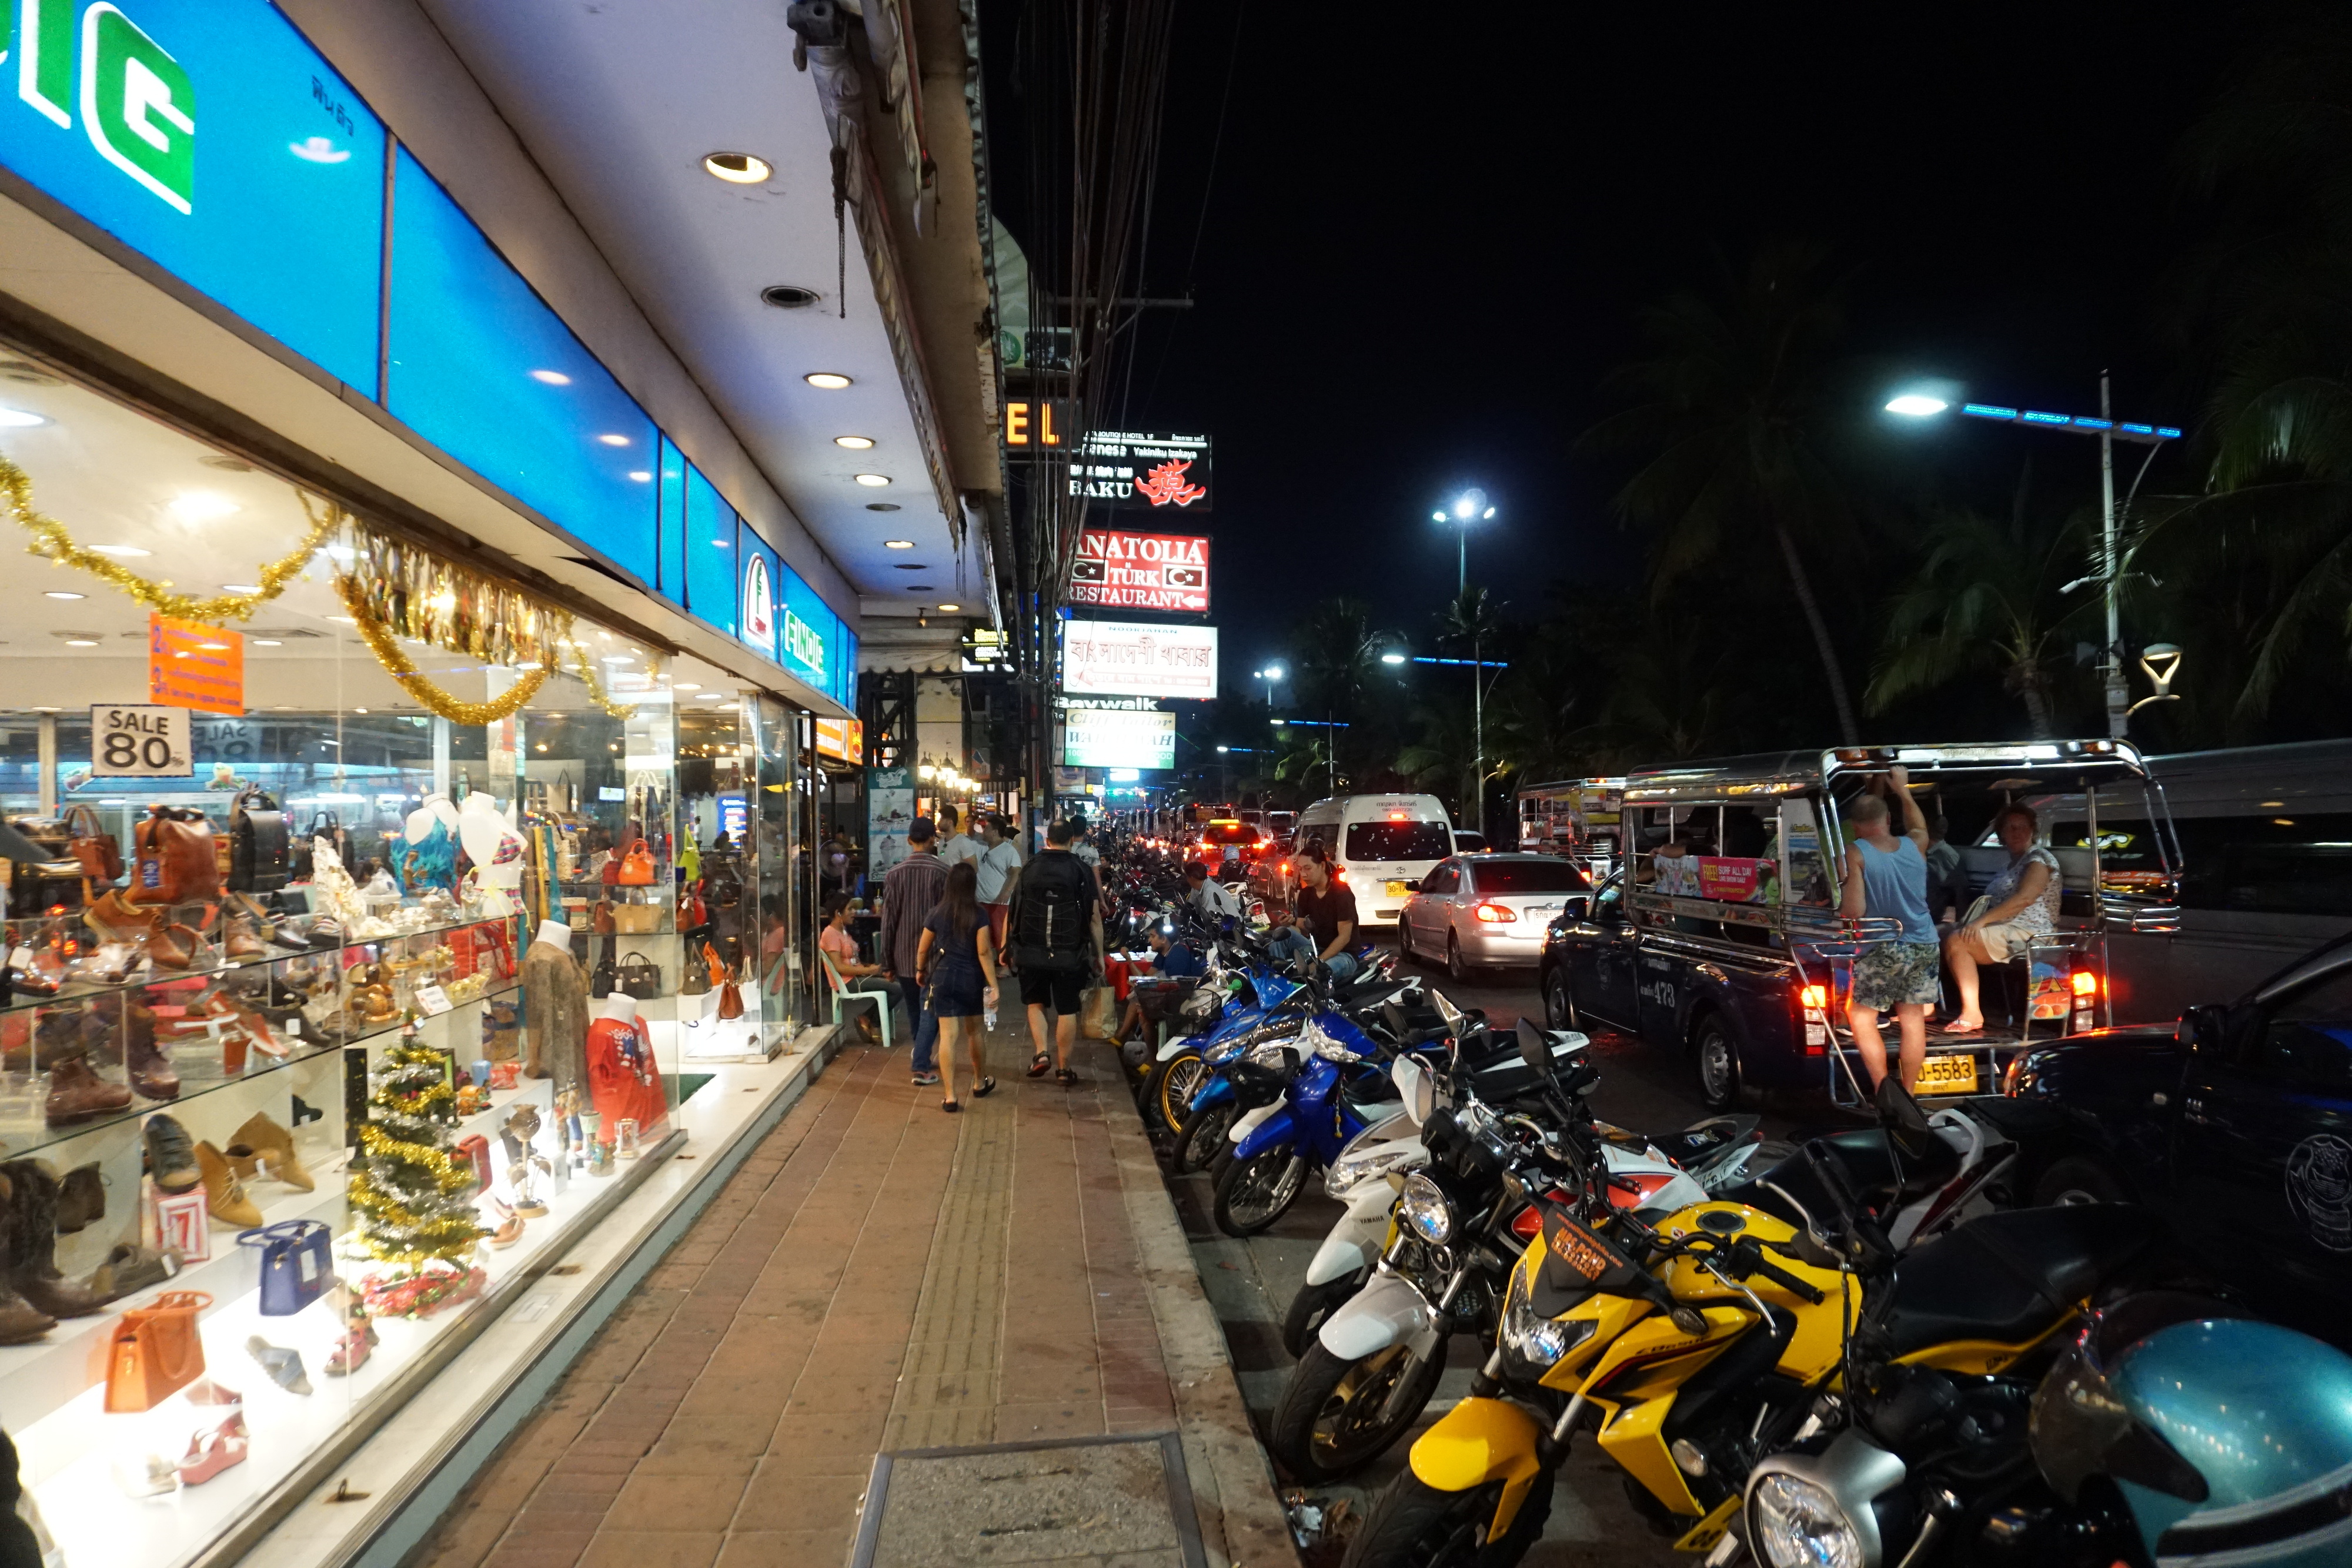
<box><xmin>1886</xmin><ymin>394</ymin><xmax>1950</xmax><ymax>417</ymax></box>
<box><xmin>1451</xmin><ymin>486</ymin><xmax>1489</xmax><ymax>521</ymax></box>
<box><xmin>1262</xmin><ymin>664</ymin><xmax>1285</xmax><ymax>681</ymax></box>
<box><xmin>1380</xmin><ymin>652</ymin><xmax>1406</xmax><ymax>665</ymax></box>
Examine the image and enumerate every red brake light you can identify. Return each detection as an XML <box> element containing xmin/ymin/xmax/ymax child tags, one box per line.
<box><xmin>1799</xmin><ymin>984</ymin><xmax>1828</xmax><ymax>1009</ymax></box>
<box><xmin>2070</xmin><ymin>970</ymin><xmax>2099</xmax><ymax>997</ymax></box>
<box><xmin>1509</xmin><ymin>1206</ymin><xmax>1542</xmax><ymax>1240</ymax></box>
<box><xmin>1279</xmin><ymin>861</ymin><xmax>1291</xmax><ymax>874</ymax></box>
<box><xmin>1472</xmin><ymin>901</ymin><xmax>1517</xmax><ymax>924</ymax></box>
<box><xmin>1388</xmin><ymin>811</ymin><xmax>1408</xmax><ymax>820</ymax></box>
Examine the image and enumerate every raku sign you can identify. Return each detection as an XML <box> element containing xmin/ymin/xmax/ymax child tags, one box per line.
<box><xmin>1070</xmin><ymin>432</ymin><xmax>1212</xmax><ymax>511</ymax></box>
<box><xmin>1069</xmin><ymin>530</ymin><xmax>1210</xmax><ymax>613</ymax></box>
<box><xmin>0</xmin><ymin>0</ymin><xmax>388</xmax><ymax>391</ymax></box>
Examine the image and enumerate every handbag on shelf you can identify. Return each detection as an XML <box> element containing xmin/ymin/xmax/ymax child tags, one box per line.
<box><xmin>229</xmin><ymin>786</ymin><xmax>288</xmax><ymax>895</ymax></box>
<box><xmin>589</xmin><ymin>953</ymin><xmax>619</xmax><ymax>999</ymax></box>
<box><xmin>133</xmin><ymin>805</ymin><xmax>220</xmax><ymax>905</ymax></box>
<box><xmin>717</xmin><ymin>975</ymin><xmax>744</xmax><ymax>1020</ymax></box>
<box><xmin>482</xmin><ymin>1000</ymin><xmax>520</xmax><ymax>1062</ymax></box>
<box><xmin>592</xmin><ymin>900</ymin><xmax>616</xmax><ymax>936</ymax></box>
<box><xmin>679</xmin><ymin>950</ymin><xmax>712</xmax><ymax>997</ymax></box>
<box><xmin>64</xmin><ymin>804</ymin><xmax>122</xmax><ymax>883</ymax></box>
<box><xmin>615</xmin><ymin>839</ymin><xmax>656</xmax><ymax>887</ymax></box>
<box><xmin>103</xmin><ymin>1289</ymin><xmax>212</xmax><ymax>1411</ymax></box>
<box><xmin>236</xmin><ymin>1221</ymin><xmax>331</xmax><ymax>1316</ymax></box>
<box><xmin>611</xmin><ymin>900</ymin><xmax>662</xmax><ymax>934</ymax></box>
<box><xmin>615</xmin><ymin>950</ymin><xmax>662</xmax><ymax>1000</ymax></box>
<box><xmin>290</xmin><ymin>810</ymin><xmax>342</xmax><ymax>883</ymax></box>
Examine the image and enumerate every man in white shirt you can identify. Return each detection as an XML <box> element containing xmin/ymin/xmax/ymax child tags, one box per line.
<box><xmin>975</xmin><ymin>813</ymin><xmax>1025</xmax><ymax>954</ymax></box>
<box><xmin>1185</xmin><ymin>861</ymin><xmax>1241</xmax><ymax>921</ymax></box>
<box><xmin>936</xmin><ymin>804</ymin><xmax>982</xmax><ymax>871</ymax></box>
<box><xmin>1070</xmin><ymin>817</ymin><xmax>1101</xmax><ymax>869</ymax></box>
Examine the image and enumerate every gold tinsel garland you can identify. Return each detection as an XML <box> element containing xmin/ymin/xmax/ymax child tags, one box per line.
<box><xmin>3</xmin><ymin>452</ymin><xmax>340</xmax><ymax>621</ymax></box>
<box><xmin>356</xmin><ymin>1119</ymin><xmax>473</xmax><ymax>1190</ymax></box>
<box><xmin>338</xmin><ymin>573</ymin><xmax>552</xmax><ymax>724</ymax></box>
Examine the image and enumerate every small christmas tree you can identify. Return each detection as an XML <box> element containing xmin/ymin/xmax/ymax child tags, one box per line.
<box><xmin>349</xmin><ymin>1018</ymin><xmax>485</xmax><ymax>1315</ymax></box>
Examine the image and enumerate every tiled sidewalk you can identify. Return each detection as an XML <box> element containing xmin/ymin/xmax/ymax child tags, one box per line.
<box><xmin>413</xmin><ymin>1031</ymin><xmax>1288</xmax><ymax>1568</ymax></box>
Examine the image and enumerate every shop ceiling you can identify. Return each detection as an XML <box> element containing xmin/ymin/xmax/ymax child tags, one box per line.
<box><xmin>416</xmin><ymin>0</ymin><xmax>985</xmax><ymax>616</ymax></box>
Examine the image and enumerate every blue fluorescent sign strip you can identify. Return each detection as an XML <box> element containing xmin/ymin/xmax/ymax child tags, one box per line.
<box><xmin>0</xmin><ymin>0</ymin><xmax>385</xmax><ymax>389</ymax></box>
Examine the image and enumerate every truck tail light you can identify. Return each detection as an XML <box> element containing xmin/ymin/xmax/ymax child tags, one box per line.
<box><xmin>2070</xmin><ymin>970</ymin><xmax>2099</xmax><ymax>998</ymax></box>
<box><xmin>1799</xmin><ymin>984</ymin><xmax>1828</xmax><ymax>1010</ymax></box>
<box><xmin>1473</xmin><ymin>902</ymin><xmax>1517</xmax><ymax>924</ymax></box>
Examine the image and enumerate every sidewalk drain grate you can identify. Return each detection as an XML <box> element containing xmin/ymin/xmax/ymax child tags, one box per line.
<box><xmin>850</xmin><ymin>1430</ymin><xmax>1205</xmax><ymax>1567</ymax></box>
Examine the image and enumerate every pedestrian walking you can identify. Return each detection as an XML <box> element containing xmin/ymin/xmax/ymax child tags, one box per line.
<box><xmin>936</xmin><ymin>803</ymin><xmax>981</xmax><ymax>871</ymax></box>
<box><xmin>914</xmin><ymin>862</ymin><xmax>1000</xmax><ymax>1111</ymax></box>
<box><xmin>1840</xmin><ymin>765</ymin><xmax>1937</xmax><ymax>1092</ymax></box>
<box><xmin>975</xmin><ymin>813</ymin><xmax>1024</xmax><ymax>952</ymax></box>
<box><xmin>1006</xmin><ymin>817</ymin><xmax>1105</xmax><ymax>1085</ymax></box>
<box><xmin>877</xmin><ymin>816</ymin><xmax>948</xmax><ymax>1086</ymax></box>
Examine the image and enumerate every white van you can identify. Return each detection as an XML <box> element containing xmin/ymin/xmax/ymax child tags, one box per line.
<box><xmin>1289</xmin><ymin>793</ymin><xmax>1456</xmax><ymax>925</ymax></box>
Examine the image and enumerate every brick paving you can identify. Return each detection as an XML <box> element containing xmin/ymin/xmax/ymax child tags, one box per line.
<box><xmin>414</xmin><ymin>1034</ymin><xmax>1204</xmax><ymax>1568</ymax></box>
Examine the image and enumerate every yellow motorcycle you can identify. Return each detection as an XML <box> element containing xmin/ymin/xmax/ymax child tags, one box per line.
<box><xmin>1341</xmin><ymin>1042</ymin><xmax>2155</xmax><ymax>1568</ymax></box>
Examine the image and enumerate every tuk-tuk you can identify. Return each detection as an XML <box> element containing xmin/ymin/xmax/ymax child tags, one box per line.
<box><xmin>1515</xmin><ymin>777</ymin><xmax>1628</xmax><ymax>878</ymax></box>
<box><xmin>1534</xmin><ymin>741</ymin><xmax>2181</xmax><ymax>1108</ymax></box>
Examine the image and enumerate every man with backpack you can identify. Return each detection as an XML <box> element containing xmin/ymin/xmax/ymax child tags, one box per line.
<box><xmin>1005</xmin><ymin>817</ymin><xmax>1105</xmax><ymax>1085</ymax></box>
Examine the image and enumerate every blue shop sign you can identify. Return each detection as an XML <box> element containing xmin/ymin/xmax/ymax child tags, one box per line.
<box><xmin>777</xmin><ymin>559</ymin><xmax>835</xmax><ymax>694</ymax></box>
<box><xmin>0</xmin><ymin>0</ymin><xmax>386</xmax><ymax>391</ymax></box>
<box><xmin>735</xmin><ymin>519</ymin><xmax>780</xmax><ymax>663</ymax></box>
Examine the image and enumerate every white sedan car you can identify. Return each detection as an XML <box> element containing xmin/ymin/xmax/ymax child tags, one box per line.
<box><xmin>1397</xmin><ymin>852</ymin><xmax>1592</xmax><ymax>979</ymax></box>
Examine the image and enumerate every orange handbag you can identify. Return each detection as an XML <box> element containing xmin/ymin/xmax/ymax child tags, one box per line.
<box><xmin>615</xmin><ymin>839</ymin><xmax>656</xmax><ymax>887</ymax></box>
<box><xmin>104</xmin><ymin>1289</ymin><xmax>212</xmax><ymax>1411</ymax></box>
<box><xmin>718</xmin><ymin>974</ymin><xmax>745</xmax><ymax>1020</ymax></box>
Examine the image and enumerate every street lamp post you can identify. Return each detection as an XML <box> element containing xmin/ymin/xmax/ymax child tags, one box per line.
<box><xmin>1252</xmin><ymin>664</ymin><xmax>1285</xmax><ymax>710</ymax></box>
<box><xmin>1886</xmin><ymin>385</ymin><xmax>2182</xmax><ymax>738</ymax></box>
<box><xmin>1431</xmin><ymin>489</ymin><xmax>1497</xmax><ymax>595</ymax></box>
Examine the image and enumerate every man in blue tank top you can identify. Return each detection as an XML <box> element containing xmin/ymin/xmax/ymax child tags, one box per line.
<box><xmin>1839</xmin><ymin>765</ymin><xmax>1937</xmax><ymax>1091</ymax></box>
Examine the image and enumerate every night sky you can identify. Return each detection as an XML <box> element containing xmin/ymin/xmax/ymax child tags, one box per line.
<box><xmin>984</xmin><ymin>4</ymin><xmax>2264</xmax><ymax>695</ymax></box>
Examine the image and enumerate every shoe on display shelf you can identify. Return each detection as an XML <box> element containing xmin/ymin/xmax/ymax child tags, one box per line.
<box><xmin>175</xmin><ymin>1411</ymin><xmax>249</xmax><ymax>1485</ymax></box>
<box><xmin>245</xmin><ymin>1336</ymin><xmax>310</xmax><ymax>1395</ymax></box>
<box><xmin>324</xmin><ymin>1319</ymin><xmax>377</xmax><ymax>1377</ymax></box>
<box><xmin>192</xmin><ymin>1142</ymin><xmax>263</xmax><ymax>1229</ymax></box>
<box><xmin>5</xmin><ymin>1160</ymin><xmax>105</xmax><ymax>1318</ymax></box>
<box><xmin>85</xmin><ymin>1243</ymin><xmax>181</xmax><ymax>1302</ymax></box>
<box><xmin>55</xmin><ymin>1162</ymin><xmax>103</xmax><ymax>1232</ymax></box>
<box><xmin>182</xmin><ymin>1376</ymin><xmax>240</xmax><ymax>1406</ymax></box>
<box><xmin>226</xmin><ymin>1113</ymin><xmax>314</xmax><ymax>1192</ymax></box>
<box><xmin>112</xmin><ymin>1452</ymin><xmax>179</xmax><ymax>1498</ymax></box>
<box><xmin>45</xmin><ymin>1052</ymin><xmax>132</xmax><ymax>1126</ymax></box>
<box><xmin>143</xmin><ymin>1114</ymin><xmax>201</xmax><ymax>1193</ymax></box>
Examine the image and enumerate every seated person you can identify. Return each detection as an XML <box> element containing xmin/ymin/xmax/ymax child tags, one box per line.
<box><xmin>1291</xmin><ymin>843</ymin><xmax>1364</xmax><ymax>981</ymax></box>
<box><xmin>1185</xmin><ymin>860</ymin><xmax>1242</xmax><ymax>922</ymax></box>
<box><xmin>1922</xmin><ymin>814</ymin><xmax>1971</xmax><ymax>927</ymax></box>
<box><xmin>1941</xmin><ymin>803</ymin><xmax>2062</xmax><ymax>1033</ymax></box>
<box><xmin>820</xmin><ymin>892</ymin><xmax>897</xmax><ymax>1040</ymax></box>
<box><xmin>1117</xmin><ymin>924</ymin><xmax>1207</xmax><ymax>1041</ymax></box>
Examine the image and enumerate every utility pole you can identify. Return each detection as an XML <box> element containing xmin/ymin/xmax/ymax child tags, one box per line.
<box><xmin>2099</xmin><ymin>372</ymin><xmax>2127</xmax><ymax>740</ymax></box>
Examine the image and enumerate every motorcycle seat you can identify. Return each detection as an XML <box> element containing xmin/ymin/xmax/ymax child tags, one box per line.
<box><xmin>1881</xmin><ymin>1205</ymin><xmax>2157</xmax><ymax>1358</ymax></box>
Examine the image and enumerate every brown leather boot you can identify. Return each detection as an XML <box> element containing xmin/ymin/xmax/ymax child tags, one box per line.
<box><xmin>45</xmin><ymin>1053</ymin><xmax>132</xmax><ymax>1126</ymax></box>
<box><xmin>126</xmin><ymin>1005</ymin><xmax>179</xmax><ymax>1101</ymax></box>
<box><xmin>228</xmin><ymin>1113</ymin><xmax>313</xmax><ymax>1192</ymax></box>
<box><xmin>0</xmin><ymin>1172</ymin><xmax>58</xmax><ymax>1345</ymax></box>
<box><xmin>148</xmin><ymin>921</ymin><xmax>198</xmax><ymax>971</ymax></box>
<box><xmin>6</xmin><ymin>1161</ymin><xmax>103</xmax><ymax>1318</ymax></box>
<box><xmin>225</xmin><ymin>914</ymin><xmax>264</xmax><ymax>961</ymax></box>
<box><xmin>55</xmin><ymin>1163</ymin><xmax>103</xmax><ymax>1232</ymax></box>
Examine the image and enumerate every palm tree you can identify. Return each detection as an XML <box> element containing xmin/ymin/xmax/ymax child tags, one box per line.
<box><xmin>1866</xmin><ymin>498</ymin><xmax>2091</xmax><ymax>738</ymax></box>
<box><xmin>1396</xmin><ymin>702</ymin><xmax>1491</xmax><ymax>822</ymax></box>
<box><xmin>1579</xmin><ymin>240</ymin><xmax>1866</xmax><ymax>743</ymax></box>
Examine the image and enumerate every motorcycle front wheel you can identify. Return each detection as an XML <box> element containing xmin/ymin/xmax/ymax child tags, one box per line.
<box><xmin>1280</xmin><ymin>1269</ymin><xmax>1368</xmax><ymax>1359</ymax></box>
<box><xmin>1214</xmin><ymin>1146</ymin><xmax>1308</xmax><ymax>1236</ymax></box>
<box><xmin>1341</xmin><ymin>1470</ymin><xmax>1554</xmax><ymax>1568</ymax></box>
<box><xmin>1172</xmin><ymin>1101</ymin><xmax>1238</xmax><ymax>1175</ymax></box>
<box><xmin>1144</xmin><ymin>1049</ymin><xmax>1205</xmax><ymax>1137</ymax></box>
<box><xmin>1271</xmin><ymin>1338</ymin><xmax>1449</xmax><ymax>1482</ymax></box>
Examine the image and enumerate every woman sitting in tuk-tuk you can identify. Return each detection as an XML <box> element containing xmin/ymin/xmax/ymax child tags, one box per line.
<box><xmin>1940</xmin><ymin>802</ymin><xmax>2063</xmax><ymax>1033</ymax></box>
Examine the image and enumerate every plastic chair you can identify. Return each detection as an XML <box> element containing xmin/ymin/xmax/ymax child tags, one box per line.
<box><xmin>819</xmin><ymin>949</ymin><xmax>894</xmax><ymax>1048</ymax></box>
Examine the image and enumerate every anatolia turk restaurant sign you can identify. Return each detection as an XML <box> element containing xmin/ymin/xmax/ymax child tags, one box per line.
<box><xmin>1070</xmin><ymin>432</ymin><xmax>1212</xmax><ymax>511</ymax></box>
<box><xmin>1069</xmin><ymin>530</ymin><xmax>1210</xmax><ymax>614</ymax></box>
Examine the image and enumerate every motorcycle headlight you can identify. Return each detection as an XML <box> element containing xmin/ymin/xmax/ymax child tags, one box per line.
<box><xmin>1328</xmin><ymin>1144</ymin><xmax>1421</xmax><ymax>1198</ymax></box>
<box><xmin>1749</xmin><ymin>1475</ymin><xmax>1862</xmax><ymax>1568</ymax></box>
<box><xmin>1499</xmin><ymin>1256</ymin><xmax>1595</xmax><ymax>1368</ymax></box>
<box><xmin>1398</xmin><ymin>1173</ymin><xmax>1455</xmax><ymax>1245</ymax></box>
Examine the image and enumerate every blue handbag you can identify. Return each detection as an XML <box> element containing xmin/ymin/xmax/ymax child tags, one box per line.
<box><xmin>237</xmin><ymin>1220</ymin><xmax>332</xmax><ymax>1316</ymax></box>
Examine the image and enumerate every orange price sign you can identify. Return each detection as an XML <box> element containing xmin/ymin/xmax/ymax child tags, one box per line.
<box><xmin>148</xmin><ymin>615</ymin><xmax>245</xmax><ymax>716</ymax></box>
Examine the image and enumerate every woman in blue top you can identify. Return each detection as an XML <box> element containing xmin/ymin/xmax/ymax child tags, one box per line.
<box><xmin>1839</xmin><ymin>766</ymin><xmax>1937</xmax><ymax>1092</ymax></box>
<box><xmin>916</xmin><ymin>861</ymin><xmax>1001</xmax><ymax>1112</ymax></box>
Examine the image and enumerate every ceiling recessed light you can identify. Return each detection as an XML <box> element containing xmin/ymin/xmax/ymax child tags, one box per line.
<box><xmin>29</xmin><ymin>706</ymin><xmax>59</xmax><ymax>713</ymax></box>
<box><xmin>804</xmin><ymin>372</ymin><xmax>852</xmax><ymax>390</ymax></box>
<box><xmin>761</xmin><ymin>285</ymin><xmax>819</xmax><ymax>309</ymax></box>
<box><xmin>596</xmin><ymin>434</ymin><xmax>630</xmax><ymax>447</ymax></box>
<box><xmin>353</xmin><ymin>707</ymin><xmax>369</xmax><ymax>714</ymax></box>
<box><xmin>854</xmin><ymin>473</ymin><xmax>891</xmax><ymax>487</ymax></box>
<box><xmin>166</xmin><ymin>492</ymin><xmax>239</xmax><ymax>523</ymax></box>
<box><xmin>937</xmin><ymin>602</ymin><xmax>962</xmax><ymax>612</ymax></box>
<box><xmin>63</xmin><ymin>638</ymin><xmax>96</xmax><ymax>647</ymax></box>
<box><xmin>627</xmin><ymin>470</ymin><xmax>652</xmax><ymax>482</ymax></box>
<box><xmin>834</xmin><ymin>435</ymin><xmax>875</xmax><ymax>450</ymax></box>
<box><xmin>0</xmin><ymin>407</ymin><xmax>48</xmax><ymax>428</ymax></box>
<box><xmin>529</xmin><ymin>369</ymin><xmax>572</xmax><ymax>386</ymax></box>
<box><xmin>220</xmin><ymin>583</ymin><xmax>262</xmax><ymax>594</ymax></box>
<box><xmin>673</xmin><ymin>681</ymin><xmax>700</xmax><ymax>691</ymax></box>
<box><xmin>884</xmin><ymin>540</ymin><xmax>915</xmax><ymax>549</ymax></box>
<box><xmin>89</xmin><ymin>544</ymin><xmax>151</xmax><ymax>558</ymax></box>
<box><xmin>892</xmin><ymin>563</ymin><xmax>928</xmax><ymax>571</ymax></box>
<box><xmin>44</xmin><ymin>591</ymin><xmax>83</xmax><ymax>600</ymax></box>
<box><xmin>866</xmin><ymin>502</ymin><xmax>901</xmax><ymax>512</ymax></box>
<box><xmin>253</xmin><ymin>638</ymin><xmax>283</xmax><ymax>647</ymax></box>
<box><xmin>703</xmin><ymin>151</ymin><xmax>773</xmax><ymax>183</ymax></box>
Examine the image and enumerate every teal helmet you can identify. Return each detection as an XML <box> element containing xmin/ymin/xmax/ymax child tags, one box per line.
<box><xmin>2034</xmin><ymin>1295</ymin><xmax>2352</xmax><ymax>1565</ymax></box>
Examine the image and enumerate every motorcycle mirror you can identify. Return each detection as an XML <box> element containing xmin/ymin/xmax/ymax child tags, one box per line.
<box><xmin>1432</xmin><ymin>988</ymin><xmax>1465</xmax><ymax>1034</ymax></box>
<box><xmin>1873</xmin><ymin>1075</ymin><xmax>1933</xmax><ymax>1139</ymax></box>
<box><xmin>1392</xmin><ymin>1054</ymin><xmax>1434</xmax><ymax>1126</ymax></box>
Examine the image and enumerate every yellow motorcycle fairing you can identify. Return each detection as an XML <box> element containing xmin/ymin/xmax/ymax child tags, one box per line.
<box><xmin>1405</xmin><ymin>1396</ymin><xmax>1546</xmax><ymax>1543</ymax></box>
<box><xmin>1893</xmin><ymin>1315</ymin><xmax>2075</xmax><ymax>1377</ymax></box>
<box><xmin>1650</xmin><ymin>1202</ymin><xmax>1857</xmax><ymax>1384</ymax></box>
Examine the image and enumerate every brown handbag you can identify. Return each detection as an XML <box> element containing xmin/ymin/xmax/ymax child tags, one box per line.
<box><xmin>718</xmin><ymin>975</ymin><xmax>745</xmax><ymax>1020</ymax></box>
<box><xmin>104</xmin><ymin>1289</ymin><xmax>212</xmax><ymax>1411</ymax></box>
<box><xmin>593</xmin><ymin>900</ymin><xmax>616</xmax><ymax>935</ymax></box>
<box><xmin>65</xmin><ymin>805</ymin><xmax>121</xmax><ymax>882</ymax></box>
<box><xmin>133</xmin><ymin>806</ymin><xmax>220</xmax><ymax>906</ymax></box>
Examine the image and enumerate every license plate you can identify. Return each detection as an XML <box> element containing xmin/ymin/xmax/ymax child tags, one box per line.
<box><xmin>1386</xmin><ymin>881</ymin><xmax>1410</xmax><ymax>898</ymax></box>
<box><xmin>1917</xmin><ymin>1054</ymin><xmax>1979</xmax><ymax>1095</ymax></box>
